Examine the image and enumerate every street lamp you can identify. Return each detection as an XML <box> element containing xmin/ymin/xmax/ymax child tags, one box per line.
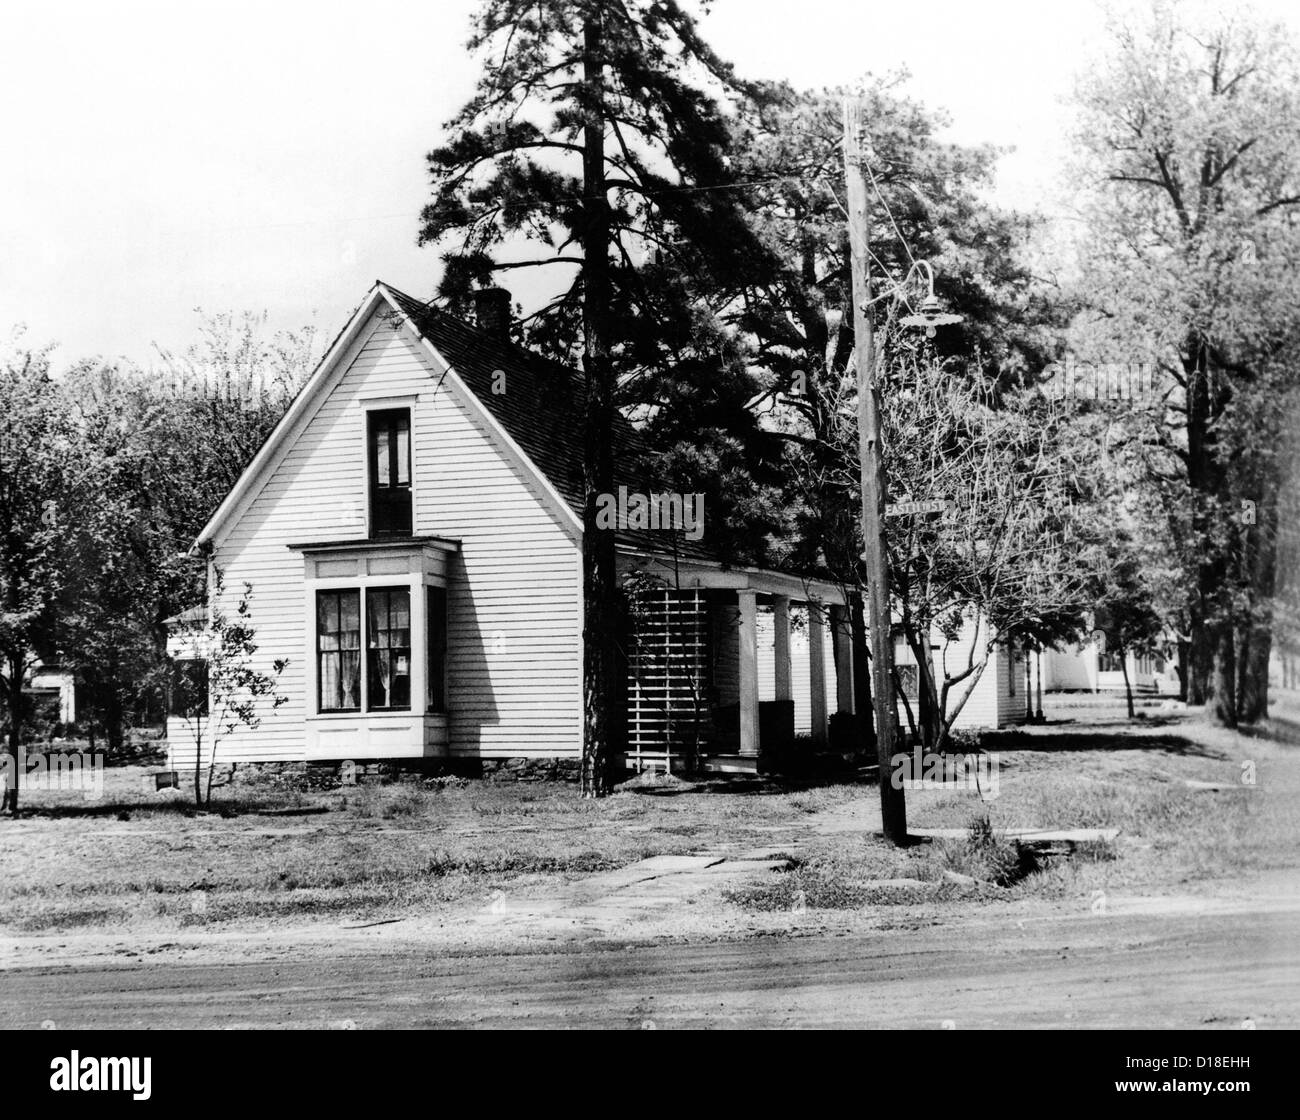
<box><xmin>896</xmin><ymin>262</ymin><xmax>964</xmax><ymax>337</ymax></box>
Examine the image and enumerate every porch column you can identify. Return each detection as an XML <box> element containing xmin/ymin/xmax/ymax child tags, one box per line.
<box><xmin>808</xmin><ymin>599</ymin><xmax>828</xmax><ymax>748</ymax></box>
<box><xmin>737</xmin><ymin>590</ymin><xmax>760</xmax><ymax>756</ymax></box>
<box><xmin>772</xmin><ymin>594</ymin><xmax>792</xmax><ymax>701</ymax></box>
<box><xmin>831</xmin><ymin>603</ymin><xmax>855</xmax><ymax>714</ymax></box>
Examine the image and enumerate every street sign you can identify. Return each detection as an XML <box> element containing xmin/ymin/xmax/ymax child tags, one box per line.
<box><xmin>886</xmin><ymin>498</ymin><xmax>949</xmax><ymax>517</ymax></box>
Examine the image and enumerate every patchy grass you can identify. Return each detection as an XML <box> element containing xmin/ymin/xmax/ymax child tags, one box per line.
<box><xmin>726</xmin><ymin>706</ymin><xmax>1300</xmax><ymax>914</ymax></box>
<box><xmin>724</xmin><ymin>819</ymin><xmax>1033</xmax><ymax>913</ymax></box>
<box><xmin>932</xmin><ymin>815</ymin><xmax>1038</xmax><ymax>887</ymax></box>
<box><xmin>0</xmin><ymin>764</ymin><xmax>865</xmax><ymax>934</ymax></box>
<box><xmin>4</xmin><ymin>703</ymin><xmax>1298</xmax><ymax>933</ymax></box>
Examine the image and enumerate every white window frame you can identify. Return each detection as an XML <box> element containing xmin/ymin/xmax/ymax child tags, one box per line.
<box><xmin>358</xmin><ymin>393</ymin><xmax>420</xmax><ymax>540</ymax></box>
<box><xmin>294</xmin><ymin>541</ymin><xmax>455</xmax><ymax>723</ymax></box>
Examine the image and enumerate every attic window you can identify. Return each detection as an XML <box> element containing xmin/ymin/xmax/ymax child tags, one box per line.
<box><xmin>369</xmin><ymin>408</ymin><xmax>412</xmax><ymax>537</ymax></box>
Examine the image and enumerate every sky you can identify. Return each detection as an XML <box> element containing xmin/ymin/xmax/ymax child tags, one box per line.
<box><xmin>1</xmin><ymin>0</ymin><xmax>1294</xmax><ymax>369</ymax></box>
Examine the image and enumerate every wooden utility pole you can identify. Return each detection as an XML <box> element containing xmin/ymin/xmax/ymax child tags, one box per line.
<box><xmin>843</xmin><ymin>98</ymin><xmax>907</xmax><ymax>844</ymax></box>
<box><xmin>580</xmin><ymin>7</ymin><xmax>616</xmax><ymax>797</ymax></box>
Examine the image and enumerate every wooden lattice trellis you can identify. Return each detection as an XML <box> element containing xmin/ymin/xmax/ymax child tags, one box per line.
<box><xmin>626</xmin><ymin>587</ymin><xmax>711</xmax><ymax>771</ymax></box>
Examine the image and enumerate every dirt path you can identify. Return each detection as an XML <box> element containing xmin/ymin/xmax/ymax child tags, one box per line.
<box><xmin>3</xmin><ymin>902</ymin><xmax>1293</xmax><ymax>1029</ymax></box>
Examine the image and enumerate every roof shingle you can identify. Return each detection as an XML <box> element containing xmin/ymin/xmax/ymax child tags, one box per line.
<box><xmin>384</xmin><ymin>283</ymin><xmax>721</xmax><ymax>563</ymax></box>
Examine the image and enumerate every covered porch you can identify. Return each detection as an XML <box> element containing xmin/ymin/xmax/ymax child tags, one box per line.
<box><xmin>617</xmin><ymin>550</ymin><xmax>862</xmax><ymax>774</ymax></box>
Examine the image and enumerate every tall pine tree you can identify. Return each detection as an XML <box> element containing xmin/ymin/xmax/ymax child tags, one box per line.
<box><xmin>420</xmin><ymin>0</ymin><xmax>775</xmax><ymax>794</ymax></box>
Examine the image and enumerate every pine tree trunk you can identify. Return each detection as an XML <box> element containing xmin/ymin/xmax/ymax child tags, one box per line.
<box><xmin>579</xmin><ymin>5</ymin><xmax>616</xmax><ymax>798</ymax></box>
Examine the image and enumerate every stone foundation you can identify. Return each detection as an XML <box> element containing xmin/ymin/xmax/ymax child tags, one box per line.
<box><xmin>231</xmin><ymin>756</ymin><xmax>581</xmax><ymax>788</ymax></box>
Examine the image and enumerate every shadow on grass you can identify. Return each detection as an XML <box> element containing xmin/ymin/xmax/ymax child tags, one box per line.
<box><xmin>4</xmin><ymin>796</ymin><xmax>317</xmax><ymax>822</ymax></box>
<box><xmin>980</xmin><ymin>728</ymin><xmax>1228</xmax><ymax>759</ymax></box>
<box><xmin>620</xmin><ymin>768</ymin><xmax>881</xmax><ymax>798</ymax></box>
<box><xmin>1242</xmin><ymin>719</ymin><xmax>1300</xmax><ymax>746</ymax></box>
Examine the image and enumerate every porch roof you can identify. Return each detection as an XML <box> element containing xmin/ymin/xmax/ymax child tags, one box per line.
<box><xmin>617</xmin><ymin>545</ymin><xmax>848</xmax><ymax>604</ymax></box>
<box><xmin>287</xmin><ymin>535</ymin><xmax>461</xmax><ymax>554</ymax></box>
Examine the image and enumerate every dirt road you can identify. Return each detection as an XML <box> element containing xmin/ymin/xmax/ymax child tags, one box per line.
<box><xmin>4</xmin><ymin>902</ymin><xmax>1294</xmax><ymax>1029</ymax></box>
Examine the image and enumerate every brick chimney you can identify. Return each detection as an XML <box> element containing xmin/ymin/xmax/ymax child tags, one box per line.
<box><xmin>472</xmin><ymin>287</ymin><xmax>512</xmax><ymax>340</ymax></box>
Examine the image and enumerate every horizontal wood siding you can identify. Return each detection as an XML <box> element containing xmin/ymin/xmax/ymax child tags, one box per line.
<box><xmin>170</xmin><ymin>311</ymin><xmax>580</xmax><ymax>766</ymax></box>
<box><xmin>997</xmin><ymin>642</ymin><xmax>1028</xmax><ymax>726</ymax></box>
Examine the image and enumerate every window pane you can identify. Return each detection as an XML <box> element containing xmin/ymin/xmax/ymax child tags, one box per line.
<box><xmin>368</xmin><ymin>591</ymin><xmax>384</xmax><ymax>648</ymax></box>
<box><xmin>317</xmin><ymin>593</ymin><xmax>335</xmax><ymax>636</ymax></box>
<box><xmin>896</xmin><ymin>663</ymin><xmax>919</xmax><ymax>700</ymax></box>
<box><xmin>396</xmin><ymin>421</ymin><xmax>410</xmax><ymax>486</ymax></box>
<box><xmin>318</xmin><ymin>590</ymin><xmax>360</xmax><ymax>711</ymax></box>
<box><xmin>341</xmin><ymin>591</ymin><xmax>359</xmax><ymax>639</ymax></box>
<box><xmin>428</xmin><ymin>586</ymin><xmax>447</xmax><ymax>711</ymax></box>
<box><xmin>367</xmin><ymin>587</ymin><xmax>410</xmax><ymax>710</ymax></box>
<box><xmin>170</xmin><ymin>659</ymin><xmax>208</xmax><ymax>717</ymax></box>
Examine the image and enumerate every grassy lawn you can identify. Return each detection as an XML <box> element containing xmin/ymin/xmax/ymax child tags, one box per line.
<box><xmin>726</xmin><ymin>705</ymin><xmax>1300</xmax><ymax>912</ymax></box>
<box><xmin>0</xmin><ymin>765</ymin><xmax>863</xmax><ymax>934</ymax></box>
<box><xmin>2</xmin><ymin>702</ymin><xmax>1295</xmax><ymax>934</ymax></box>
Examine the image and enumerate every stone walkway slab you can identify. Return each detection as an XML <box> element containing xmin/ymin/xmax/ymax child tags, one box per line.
<box><xmin>909</xmin><ymin>827</ymin><xmax>1120</xmax><ymax>842</ymax></box>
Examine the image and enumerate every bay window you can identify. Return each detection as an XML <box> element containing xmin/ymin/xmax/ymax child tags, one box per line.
<box><xmin>296</xmin><ymin>536</ymin><xmax>456</xmax><ymax>757</ymax></box>
<box><xmin>316</xmin><ymin>587</ymin><xmax>427</xmax><ymax>713</ymax></box>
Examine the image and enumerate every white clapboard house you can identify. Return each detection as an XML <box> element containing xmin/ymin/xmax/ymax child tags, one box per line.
<box><xmin>1037</xmin><ymin>636</ymin><xmax>1182</xmax><ymax>697</ymax></box>
<box><xmin>166</xmin><ymin>282</ymin><xmax>1023</xmax><ymax>775</ymax></box>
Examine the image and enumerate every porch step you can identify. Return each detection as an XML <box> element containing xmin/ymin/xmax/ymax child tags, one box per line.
<box><xmin>699</xmin><ymin>754</ymin><xmax>760</xmax><ymax>774</ymax></box>
<box><xmin>617</xmin><ymin>752</ymin><xmax>761</xmax><ymax>775</ymax></box>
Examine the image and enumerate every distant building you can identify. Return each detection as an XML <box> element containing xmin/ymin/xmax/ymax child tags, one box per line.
<box><xmin>1039</xmin><ymin>635</ymin><xmax>1181</xmax><ymax>696</ymax></box>
<box><xmin>25</xmin><ymin>661</ymin><xmax>76</xmax><ymax>724</ymax></box>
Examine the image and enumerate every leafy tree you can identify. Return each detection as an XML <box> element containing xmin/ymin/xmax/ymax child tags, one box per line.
<box><xmin>55</xmin><ymin>314</ymin><xmax>315</xmax><ymax>755</ymax></box>
<box><xmin>1095</xmin><ymin>542</ymin><xmax>1167</xmax><ymax>718</ymax></box>
<box><xmin>0</xmin><ymin>336</ymin><xmax>87</xmax><ymax>813</ymax></box>
<box><xmin>57</xmin><ymin>363</ymin><xmax>175</xmax><ymax>754</ymax></box>
<box><xmin>1071</xmin><ymin>0</ymin><xmax>1300</xmax><ymax>724</ymax></box>
<box><xmin>813</xmin><ymin>339</ymin><xmax>1100</xmax><ymax>749</ymax></box>
<box><xmin>149</xmin><ymin>310</ymin><xmax>316</xmax><ymax>537</ymax></box>
<box><xmin>721</xmin><ymin>80</ymin><xmax>1065</xmax><ymax>742</ymax></box>
<box><xmin>730</xmin><ymin>79</ymin><xmax>1058</xmax><ymax>412</ymax></box>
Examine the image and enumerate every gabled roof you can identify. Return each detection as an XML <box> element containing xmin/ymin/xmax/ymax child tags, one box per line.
<box><xmin>196</xmin><ymin>281</ymin><xmax>715</xmax><ymax>562</ymax></box>
<box><xmin>382</xmin><ymin>285</ymin><xmax>590</xmax><ymax>514</ymax></box>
